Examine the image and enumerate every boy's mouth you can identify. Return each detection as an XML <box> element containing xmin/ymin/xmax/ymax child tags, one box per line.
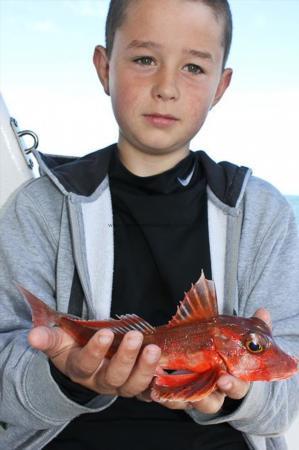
<box><xmin>143</xmin><ymin>113</ymin><xmax>179</xmax><ymax>127</ymax></box>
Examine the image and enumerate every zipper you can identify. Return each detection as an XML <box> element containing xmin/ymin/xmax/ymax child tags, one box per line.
<box><xmin>68</xmin><ymin>196</ymin><xmax>96</xmax><ymax>318</ymax></box>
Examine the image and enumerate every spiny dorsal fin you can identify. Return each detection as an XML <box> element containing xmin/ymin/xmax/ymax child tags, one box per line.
<box><xmin>167</xmin><ymin>272</ymin><xmax>218</xmax><ymax>327</ymax></box>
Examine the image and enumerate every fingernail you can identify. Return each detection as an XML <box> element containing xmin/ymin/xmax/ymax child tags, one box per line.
<box><xmin>127</xmin><ymin>335</ymin><xmax>142</xmax><ymax>349</ymax></box>
<box><xmin>146</xmin><ymin>350</ymin><xmax>160</xmax><ymax>363</ymax></box>
<box><xmin>98</xmin><ymin>333</ymin><xmax>113</xmax><ymax>345</ymax></box>
<box><xmin>220</xmin><ymin>381</ymin><xmax>232</xmax><ymax>390</ymax></box>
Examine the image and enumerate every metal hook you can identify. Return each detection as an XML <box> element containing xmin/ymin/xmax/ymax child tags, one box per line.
<box><xmin>17</xmin><ymin>130</ymin><xmax>39</xmax><ymax>154</ymax></box>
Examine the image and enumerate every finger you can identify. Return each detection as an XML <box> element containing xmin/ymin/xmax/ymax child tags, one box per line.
<box><xmin>68</xmin><ymin>329</ymin><xmax>114</xmax><ymax>379</ymax></box>
<box><xmin>151</xmin><ymin>395</ymin><xmax>188</xmax><ymax>410</ymax></box>
<box><xmin>118</xmin><ymin>344</ymin><xmax>161</xmax><ymax>397</ymax></box>
<box><xmin>136</xmin><ymin>388</ymin><xmax>153</xmax><ymax>403</ymax></box>
<box><xmin>189</xmin><ymin>390</ymin><xmax>226</xmax><ymax>414</ymax></box>
<box><xmin>28</xmin><ymin>326</ymin><xmax>74</xmax><ymax>356</ymax></box>
<box><xmin>103</xmin><ymin>331</ymin><xmax>144</xmax><ymax>388</ymax></box>
<box><xmin>217</xmin><ymin>374</ymin><xmax>250</xmax><ymax>400</ymax></box>
<box><xmin>253</xmin><ymin>308</ymin><xmax>272</xmax><ymax>329</ymax></box>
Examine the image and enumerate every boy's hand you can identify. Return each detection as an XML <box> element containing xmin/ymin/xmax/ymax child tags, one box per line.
<box><xmin>28</xmin><ymin>327</ymin><xmax>161</xmax><ymax>398</ymax></box>
<box><xmin>150</xmin><ymin>373</ymin><xmax>250</xmax><ymax>413</ymax></box>
<box><xmin>151</xmin><ymin>308</ymin><xmax>271</xmax><ymax>413</ymax></box>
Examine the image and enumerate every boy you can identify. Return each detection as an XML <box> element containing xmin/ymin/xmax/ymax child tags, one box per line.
<box><xmin>0</xmin><ymin>0</ymin><xmax>298</xmax><ymax>449</ymax></box>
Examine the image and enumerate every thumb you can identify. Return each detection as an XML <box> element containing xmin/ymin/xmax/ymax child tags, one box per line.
<box><xmin>253</xmin><ymin>308</ymin><xmax>272</xmax><ymax>330</ymax></box>
<box><xmin>28</xmin><ymin>326</ymin><xmax>74</xmax><ymax>357</ymax></box>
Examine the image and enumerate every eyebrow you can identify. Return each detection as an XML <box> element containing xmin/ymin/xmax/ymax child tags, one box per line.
<box><xmin>126</xmin><ymin>40</ymin><xmax>213</xmax><ymax>61</ymax></box>
<box><xmin>126</xmin><ymin>40</ymin><xmax>162</xmax><ymax>50</ymax></box>
<box><xmin>184</xmin><ymin>48</ymin><xmax>213</xmax><ymax>61</ymax></box>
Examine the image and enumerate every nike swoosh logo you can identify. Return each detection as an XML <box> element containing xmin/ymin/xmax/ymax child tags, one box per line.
<box><xmin>177</xmin><ymin>165</ymin><xmax>195</xmax><ymax>186</ymax></box>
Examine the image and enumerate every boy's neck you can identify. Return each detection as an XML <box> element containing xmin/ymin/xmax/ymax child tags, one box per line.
<box><xmin>117</xmin><ymin>140</ymin><xmax>190</xmax><ymax>177</ymax></box>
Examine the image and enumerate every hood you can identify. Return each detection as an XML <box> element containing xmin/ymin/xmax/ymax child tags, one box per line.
<box><xmin>36</xmin><ymin>144</ymin><xmax>251</xmax><ymax>208</ymax></box>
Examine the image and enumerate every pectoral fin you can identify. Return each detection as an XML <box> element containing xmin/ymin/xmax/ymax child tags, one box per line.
<box><xmin>155</xmin><ymin>372</ymin><xmax>200</xmax><ymax>388</ymax></box>
<box><xmin>152</xmin><ymin>368</ymin><xmax>219</xmax><ymax>402</ymax></box>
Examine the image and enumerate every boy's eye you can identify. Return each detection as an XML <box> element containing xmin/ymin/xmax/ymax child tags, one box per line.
<box><xmin>133</xmin><ymin>56</ymin><xmax>155</xmax><ymax>66</ymax></box>
<box><xmin>184</xmin><ymin>64</ymin><xmax>203</xmax><ymax>75</ymax></box>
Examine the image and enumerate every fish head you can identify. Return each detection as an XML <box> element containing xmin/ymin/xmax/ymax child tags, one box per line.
<box><xmin>214</xmin><ymin>316</ymin><xmax>298</xmax><ymax>382</ymax></box>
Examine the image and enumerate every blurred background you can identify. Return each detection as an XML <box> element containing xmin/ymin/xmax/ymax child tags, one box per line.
<box><xmin>0</xmin><ymin>0</ymin><xmax>299</xmax><ymax>196</ymax></box>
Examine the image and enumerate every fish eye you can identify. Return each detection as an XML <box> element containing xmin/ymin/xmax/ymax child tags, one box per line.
<box><xmin>245</xmin><ymin>334</ymin><xmax>266</xmax><ymax>354</ymax></box>
<box><xmin>246</xmin><ymin>340</ymin><xmax>264</xmax><ymax>353</ymax></box>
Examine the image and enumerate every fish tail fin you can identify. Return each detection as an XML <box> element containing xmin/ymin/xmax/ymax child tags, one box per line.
<box><xmin>17</xmin><ymin>284</ymin><xmax>59</xmax><ymax>327</ymax></box>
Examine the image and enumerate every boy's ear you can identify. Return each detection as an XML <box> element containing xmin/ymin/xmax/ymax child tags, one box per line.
<box><xmin>211</xmin><ymin>68</ymin><xmax>233</xmax><ymax>109</ymax></box>
<box><xmin>93</xmin><ymin>45</ymin><xmax>110</xmax><ymax>96</ymax></box>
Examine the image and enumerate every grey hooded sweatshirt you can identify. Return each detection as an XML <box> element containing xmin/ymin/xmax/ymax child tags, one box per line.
<box><xmin>0</xmin><ymin>145</ymin><xmax>298</xmax><ymax>450</ymax></box>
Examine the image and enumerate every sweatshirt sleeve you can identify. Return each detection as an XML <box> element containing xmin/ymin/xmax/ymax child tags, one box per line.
<box><xmin>188</xmin><ymin>181</ymin><xmax>299</xmax><ymax>438</ymax></box>
<box><xmin>0</xmin><ymin>182</ymin><xmax>115</xmax><ymax>431</ymax></box>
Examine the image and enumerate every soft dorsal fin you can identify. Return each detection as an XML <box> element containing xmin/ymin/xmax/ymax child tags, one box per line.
<box><xmin>113</xmin><ymin>314</ymin><xmax>156</xmax><ymax>335</ymax></box>
<box><xmin>81</xmin><ymin>314</ymin><xmax>156</xmax><ymax>335</ymax></box>
<box><xmin>167</xmin><ymin>272</ymin><xmax>218</xmax><ymax>327</ymax></box>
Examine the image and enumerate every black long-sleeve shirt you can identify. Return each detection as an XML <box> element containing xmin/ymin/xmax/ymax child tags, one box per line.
<box><xmin>46</xmin><ymin>149</ymin><xmax>248</xmax><ymax>450</ymax></box>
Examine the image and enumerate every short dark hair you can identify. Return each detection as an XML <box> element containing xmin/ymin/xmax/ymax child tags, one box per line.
<box><xmin>105</xmin><ymin>0</ymin><xmax>233</xmax><ymax>68</ymax></box>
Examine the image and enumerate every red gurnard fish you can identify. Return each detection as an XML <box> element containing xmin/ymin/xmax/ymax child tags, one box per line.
<box><xmin>19</xmin><ymin>273</ymin><xmax>298</xmax><ymax>402</ymax></box>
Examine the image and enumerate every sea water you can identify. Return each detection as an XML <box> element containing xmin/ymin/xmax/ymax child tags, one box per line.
<box><xmin>284</xmin><ymin>195</ymin><xmax>299</xmax><ymax>450</ymax></box>
<box><xmin>286</xmin><ymin>195</ymin><xmax>299</xmax><ymax>226</ymax></box>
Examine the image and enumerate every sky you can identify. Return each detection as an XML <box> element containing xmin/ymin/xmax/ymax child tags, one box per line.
<box><xmin>0</xmin><ymin>0</ymin><xmax>299</xmax><ymax>194</ymax></box>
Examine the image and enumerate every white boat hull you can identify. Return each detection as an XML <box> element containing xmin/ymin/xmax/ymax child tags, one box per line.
<box><xmin>0</xmin><ymin>93</ymin><xmax>38</xmax><ymax>208</ymax></box>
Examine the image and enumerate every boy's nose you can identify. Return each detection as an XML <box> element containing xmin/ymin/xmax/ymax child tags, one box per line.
<box><xmin>151</xmin><ymin>70</ymin><xmax>179</xmax><ymax>102</ymax></box>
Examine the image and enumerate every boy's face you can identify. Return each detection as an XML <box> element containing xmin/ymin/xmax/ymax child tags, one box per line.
<box><xmin>95</xmin><ymin>0</ymin><xmax>232</xmax><ymax>158</ymax></box>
